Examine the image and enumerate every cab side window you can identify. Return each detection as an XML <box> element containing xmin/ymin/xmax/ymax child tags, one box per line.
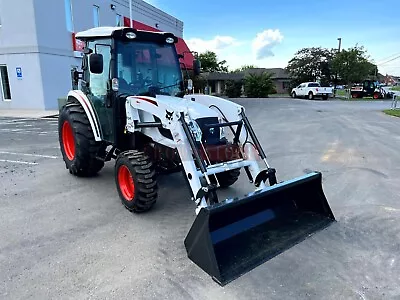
<box><xmin>87</xmin><ymin>40</ymin><xmax>112</xmax><ymax>103</ymax></box>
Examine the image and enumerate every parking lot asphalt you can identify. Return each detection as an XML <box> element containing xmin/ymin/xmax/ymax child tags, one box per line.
<box><xmin>1</xmin><ymin>98</ymin><xmax>400</xmax><ymax>299</ymax></box>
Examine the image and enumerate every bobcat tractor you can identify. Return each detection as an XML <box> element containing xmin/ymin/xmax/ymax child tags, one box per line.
<box><xmin>58</xmin><ymin>26</ymin><xmax>335</xmax><ymax>285</ymax></box>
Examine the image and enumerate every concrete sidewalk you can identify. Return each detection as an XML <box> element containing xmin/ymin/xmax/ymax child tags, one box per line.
<box><xmin>0</xmin><ymin>109</ymin><xmax>59</xmax><ymax>119</ymax></box>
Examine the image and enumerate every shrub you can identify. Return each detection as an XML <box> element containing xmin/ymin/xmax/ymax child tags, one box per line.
<box><xmin>243</xmin><ymin>72</ymin><xmax>275</xmax><ymax>98</ymax></box>
<box><xmin>224</xmin><ymin>79</ymin><xmax>243</xmax><ymax>98</ymax></box>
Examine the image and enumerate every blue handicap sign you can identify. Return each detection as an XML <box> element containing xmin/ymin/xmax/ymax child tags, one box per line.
<box><xmin>16</xmin><ymin>67</ymin><xmax>22</xmax><ymax>79</ymax></box>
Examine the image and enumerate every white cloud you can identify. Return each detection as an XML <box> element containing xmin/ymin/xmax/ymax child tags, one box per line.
<box><xmin>252</xmin><ymin>29</ymin><xmax>284</xmax><ymax>60</ymax></box>
<box><xmin>143</xmin><ymin>0</ymin><xmax>157</xmax><ymax>6</ymax></box>
<box><xmin>186</xmin><ymin>36</ymin><xmax>237</xmax><ymax>54</ymax></box>
<box><xmin>186</xmin><ymin>29</ymin><xmax>286</xmax><ymax>70</ymax></box>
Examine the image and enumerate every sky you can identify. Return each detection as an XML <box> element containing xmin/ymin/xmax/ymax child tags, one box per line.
<box><xmin>145</xmin><ymin>0</ymin><xmax>400</xmax><ymax>76</ymax></box>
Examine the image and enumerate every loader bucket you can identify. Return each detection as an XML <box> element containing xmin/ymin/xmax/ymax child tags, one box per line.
<box><xmin>184</xmin><ymin>171</ymin><xmax>335</xmax><ymax>286</ymax></box>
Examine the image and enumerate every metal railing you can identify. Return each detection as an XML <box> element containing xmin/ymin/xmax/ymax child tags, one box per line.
<box><xmin>391</xmin><ymin>93</ymin><xmax>399</xmax><ymax>110</ymax></box>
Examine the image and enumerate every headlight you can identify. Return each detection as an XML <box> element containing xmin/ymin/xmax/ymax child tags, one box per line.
<box><xmin>126</xmin><ymin>32</ymin><xmax>136</xmax><ymax>39</ymax></box>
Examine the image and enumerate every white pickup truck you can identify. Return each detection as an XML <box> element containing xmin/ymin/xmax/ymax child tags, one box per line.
<box><xmin>291</xmin><ymin>82</ymin><xmax>333</xmax><ymax>100</ymax></box>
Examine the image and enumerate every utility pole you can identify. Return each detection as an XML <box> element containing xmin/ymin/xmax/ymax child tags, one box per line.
<box><xmin>334</xmin><ymin>37</ymin><xmax>342</xmax><ymax>97</ymax></box>
<box><xmin>129</xmin><ymin>0</ymin><xmax>133</xmax><ymax>28</ymax></box>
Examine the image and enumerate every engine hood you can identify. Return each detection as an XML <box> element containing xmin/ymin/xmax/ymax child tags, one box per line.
<box><xmin>127</xmin><ymin>94</ymin><xmax>219</xmax><ymax>120</ymax></box>
<box><xmin>157</xmin><ymin>95</ymin><xmax>219</xmax><ymax>119</ymax></box>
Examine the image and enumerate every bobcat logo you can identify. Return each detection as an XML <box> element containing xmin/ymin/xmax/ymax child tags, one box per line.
<box><xmin>165</xmin><ymin>110</ymin><xmax>174</xmax><ymax>121</ymax></box>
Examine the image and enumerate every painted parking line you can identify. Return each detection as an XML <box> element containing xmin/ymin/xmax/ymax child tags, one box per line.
<box><xmin>0</xmin><ymin>121</ymin><xmax>28</xmax><ymax>125</ymax></box>
<box><xmin>0</xmin><ymin>118</ymin><xmax>36</xmax><ymax>123</ymax></box>
<box><xmin>0</xmin><ymin>151</ymin><xmax>59</xmax><ymax>159</ymax></box>
<box><xmin>0</xmin><ymin>129</ymin><xmax>58</xmax><ymax>134</ymax></box>
<box><xmin>0</xmin><ymin>159</ymin><xmax>38</xmax><ymax>165</ymax></box>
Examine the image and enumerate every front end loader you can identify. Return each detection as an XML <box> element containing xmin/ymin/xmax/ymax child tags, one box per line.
<box><xmin>58</xmin><ymin>26</ymin><xmax>335</xmax><ymax>285</ymax></box>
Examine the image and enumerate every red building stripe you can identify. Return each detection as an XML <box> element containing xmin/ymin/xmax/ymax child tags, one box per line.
<box><xmin>123</xmin><ymin>17</ymin><xmax>194</xmax><ymax>69</ymax></box>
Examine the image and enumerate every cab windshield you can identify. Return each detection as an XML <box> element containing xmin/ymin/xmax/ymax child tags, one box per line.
<box><xmin>116</xmin><ymin>41</ymin><xmax>183</xmax><ymax>97</ymax></box>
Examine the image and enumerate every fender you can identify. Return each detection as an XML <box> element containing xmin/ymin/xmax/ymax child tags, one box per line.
<box><xmin>67</xmin><ymin>90</ymin><xmax>102</xmax><ymax>141</ymax></box>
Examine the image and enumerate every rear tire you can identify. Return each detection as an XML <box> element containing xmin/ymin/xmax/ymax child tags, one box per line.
<box><xmin>58</xmin><ymin>104</ymin><xmax>106</xmax><ymax>177</ymax></box>
<box><xmin>308</xmin><ymin>92</ymin><xmax>314</xmax><ymax>100</ymax></box>
<box><xmin>322</xmin><ymin>95</ymin><xmax>328</xmax><ymax>100</ymax></box>
<box><xmin>212</xmin><ymin>168</ymin><xmax>241</xmax><ymax>188</ymax></box>
<box><xmin>115</xmin><ymin>150</ymin><xmax>158</xmax><ymax>213</ymax></box>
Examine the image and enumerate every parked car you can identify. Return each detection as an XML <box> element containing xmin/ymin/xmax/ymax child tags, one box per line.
<box><xmin>291</xmin><ymin>82</ymin><xmax>333</xmax><ymax>100</ymax></box>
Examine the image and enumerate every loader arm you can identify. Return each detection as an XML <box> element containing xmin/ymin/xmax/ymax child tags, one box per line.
<box><xmin>125</xmin><ymin>94</ymin><xmax>275</xmax><ymax>211</ymax></box>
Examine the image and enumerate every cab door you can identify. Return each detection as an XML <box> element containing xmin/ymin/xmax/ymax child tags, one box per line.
<box><xmin>297</xmin><ymin>83</ymin><xmax>306</xmax><ymax>96</ymax></box>
<box><xmin>85</xmin><ymin>39</ymin><xmax>115</xmax><ymax>143</ymax></box>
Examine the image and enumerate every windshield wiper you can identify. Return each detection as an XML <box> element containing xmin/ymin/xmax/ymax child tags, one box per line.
<box><xmin>136</xmin><ymin>81</ymin><xmax>183</xmax><ymax>97</ymax></box>
<box><xmin>158</xmin><ymin>81</ymin><xmax>182</xmax><ymax>90</ymax></box>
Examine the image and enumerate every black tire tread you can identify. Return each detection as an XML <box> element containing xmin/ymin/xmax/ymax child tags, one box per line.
<box><xmin>115</xmin><ymin>150</ymin><xmax>158</xmax><ymax>213</ymax></box>
<box><xmin>58</xmin><ymin>103</ymin><xmax>105</xmax><ymax>177</ymax></box>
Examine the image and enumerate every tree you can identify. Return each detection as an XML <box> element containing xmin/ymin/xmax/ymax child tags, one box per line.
<box><xmin>232</xmin><ymin>65</ymin><xmax>257</xmax><ymax>73</ymax></box>
<box><xmin>198</xmin><ymin>51</ymin><xmax>228</xmax><ymax>72</ymax></box>
<box><xmin>225</xmin><ymin>79</ymin><xmax>243</xmax><ymax>98</ymax></box>
<box><xmin>331</xmin><ymin>45</ymin><xmax>377</xmax><ymax>87</ymax></box>
<box><xmin>243</xmin><ymin>72</ymin><xmax>276</xmax><ymax>98</ymax></box>
<box><xmin>286</xmin><ymin>47</ymin><xmax>335</xmax><ymax>86</ymax></box>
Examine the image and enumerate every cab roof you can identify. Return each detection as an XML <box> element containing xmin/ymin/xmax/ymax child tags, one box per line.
<box><xmin>75</xmin><ymin>26</ymin><xmax>126</xmax><ymax>39</ymax></box>
<box><xmin>75</xmin><ymin>26</ymin><xmax>178</xmax><ymax>44</ymax></box>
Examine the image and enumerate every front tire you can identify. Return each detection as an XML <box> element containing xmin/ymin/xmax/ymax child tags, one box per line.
<box><xmin>58</xmin><ymin>104</ymin><xmax>106</xmax><ymax>177</ymax></box>
<box><xmin>115</xmin><ymin>150</ymin><xmax>158</xmax><ymax>213</ymax></box>
<box><xmin>212</xmin><ymin>168</ymin><xmax>241</xmax><ymax>188</ymax></box>
<box><xmin>291</xmin><ymin>92</ymin><xmax>297</xmax><ymax>98</ymax></box>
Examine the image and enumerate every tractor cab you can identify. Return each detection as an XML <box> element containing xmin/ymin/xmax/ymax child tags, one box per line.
<box><xmin>72</xmin><ymin>27</ymin><xmax>199</xmax><ymax>144</ymax></box>
<box><xmin>362</xmin><ymin>79</ymin><xmax>378</xmax><ymax>93</ymax></box>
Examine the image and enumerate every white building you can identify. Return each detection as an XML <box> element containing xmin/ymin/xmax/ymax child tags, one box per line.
<box><xmin>0</xmin><ymin>0</ymin><xmax>192</xmax><ymax>110</ymax></box>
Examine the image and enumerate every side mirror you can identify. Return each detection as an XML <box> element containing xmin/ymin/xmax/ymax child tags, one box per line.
<box><xmin>89</xmin><ymin>53</ymin><xmax>103</xmax><ymax>74</ymax></box>
<box><xmin>193</xmin><ymin>59</ymin><xmax>201</xmax><ymax>76</ymax></box>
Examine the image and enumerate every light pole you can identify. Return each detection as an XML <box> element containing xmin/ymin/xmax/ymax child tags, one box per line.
<box><xmin>334</xmin><ymin>37</ymin><xmax>342</xmax><ymax>97</ymax></box>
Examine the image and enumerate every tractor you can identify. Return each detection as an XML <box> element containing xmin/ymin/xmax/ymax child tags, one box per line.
<box><xmin>351</xmin><ymin>79</ymin><xmax>394</xmax><ymax>99</ymax></box>
<box><xmin>58</xmin><ymin>26</ymin><xmax>335</xmax><ymax>285</ymax></box>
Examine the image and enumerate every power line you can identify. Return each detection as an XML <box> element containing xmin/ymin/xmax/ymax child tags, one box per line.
<box><xmin>378</xmin><ymin>55</ymin><xmax>400</xmax><ymax>66</ymax></box>
<box><xmin>376</xmin><ymin>52</ymin><xmax>400</xmax><ymax>64</ymax></box>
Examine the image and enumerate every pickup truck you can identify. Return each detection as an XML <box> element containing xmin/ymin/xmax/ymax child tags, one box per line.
<box><xmin>291</xmin><ymin>82</ymin><xmax>333</xmax><ymax>100</ymax></box>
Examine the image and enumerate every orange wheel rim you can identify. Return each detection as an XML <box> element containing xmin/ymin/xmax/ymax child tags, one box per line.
<box><xmin>118</xmin><ymin>165</ymin><xmax>135</xmax><ymax>201</ymax></box>
<box><xmin>62</xmin><ymin>121</ymin><xmax>75</xmax><ymax>160</ymax></box>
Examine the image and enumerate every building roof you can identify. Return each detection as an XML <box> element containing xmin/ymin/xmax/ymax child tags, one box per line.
<box><xmin>205</xmin><ymin>68</ymin><xmax>290</xmax><ymax>81</ymax></box>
